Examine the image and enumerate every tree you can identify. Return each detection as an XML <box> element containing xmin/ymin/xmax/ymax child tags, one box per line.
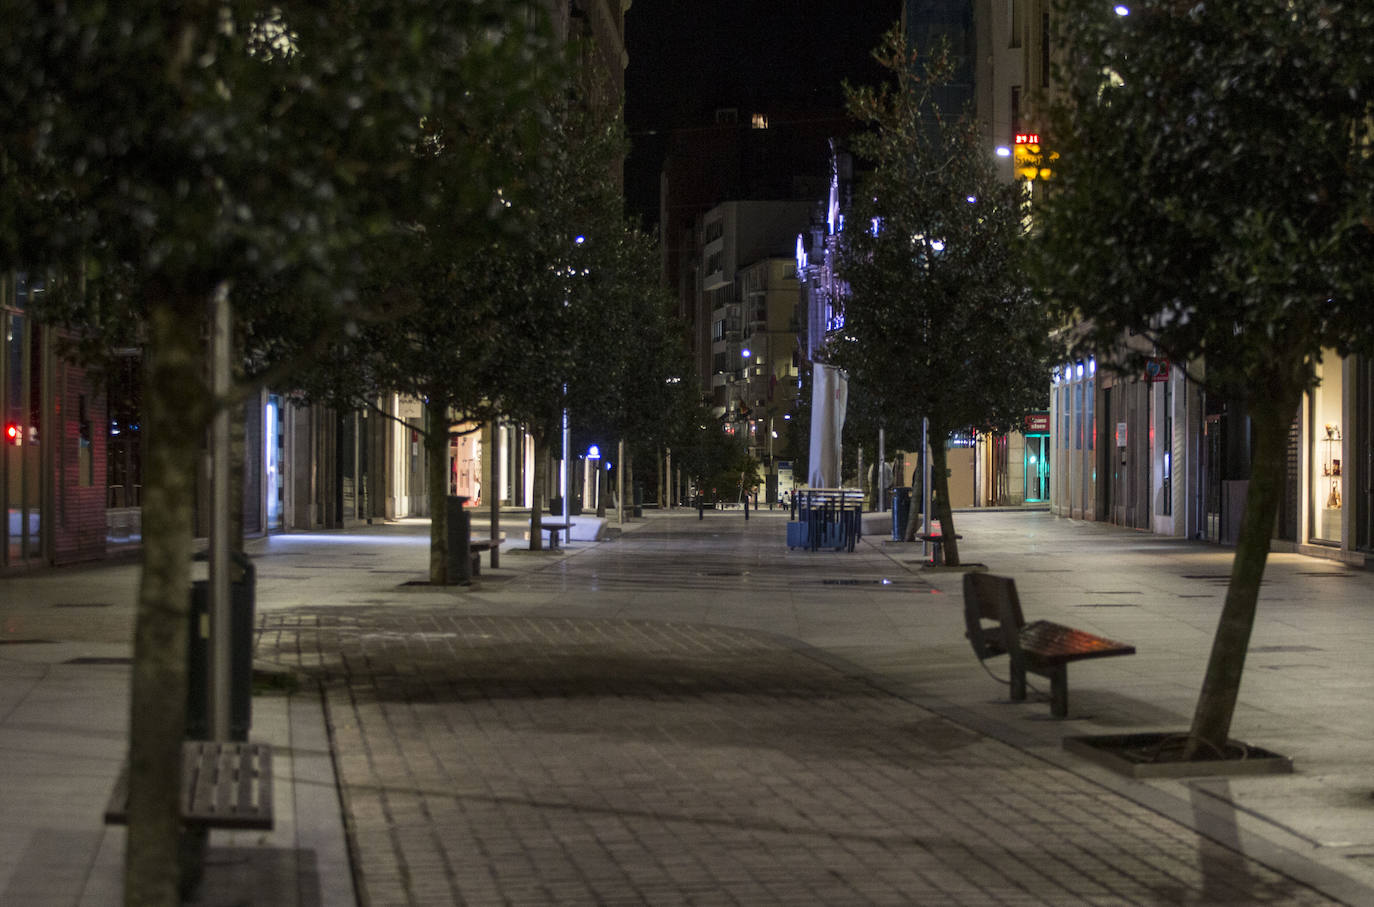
<box><xmin>0</xmin><ymin>3</ymin><xmax>554</xmax><ymax>901</ymax></box>
<box><xmin>569</xmin><ymin>226</ymin><xmax>695</xmax><ymax>516</ymax></box>
<box><xmin>481</xmin><ymin>107</ymin><xmax>649</xmax><ymax>545</ymax></box>
<box><xmin>832</xmin><ymin>28</ymin><xmax>1053</xmax><ymax>563</ymax></box>
<box><xmin>1032</xmin><ymin>1</ymin><xmax>1374</xmax><ymax>756</ymax></box>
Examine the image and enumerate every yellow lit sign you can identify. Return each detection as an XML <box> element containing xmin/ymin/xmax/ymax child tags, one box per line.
<box><xmin>1013</xmin><ymin>133</ymin><xmax>1057</xmax><ymax>181</ymax></box>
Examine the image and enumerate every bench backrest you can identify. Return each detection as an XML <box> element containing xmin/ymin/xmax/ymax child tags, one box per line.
<box><xmin>963</xmin><ymin>573</ymin><xmax>1026</xmax><ymax>661</ymax></box>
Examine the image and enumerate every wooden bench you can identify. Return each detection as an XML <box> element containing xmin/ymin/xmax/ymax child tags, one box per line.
<box><xmin>105</xmin><ymin>740</ymin><xmax>273</xmax><ymax>898</ymax></box>
<box><xmin>918</xmin><ymin>532</ymin><xmax>962</xmax><ymax>566</ymax></box>
<box><xmin>534</xmin><ymin>521</ymin><xmax>573</xmax><ymax>549</ymax></box>
<box><xmin>963</xmin><ymin>573</ymin><xmax>1135</xmax><ymax>717</ymax></box>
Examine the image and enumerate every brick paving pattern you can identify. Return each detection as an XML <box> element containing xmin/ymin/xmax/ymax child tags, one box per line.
<box><xmin>259</xmin><ymin>610</ymin><xmax>1337</xmax><ymax>906</ymax></box>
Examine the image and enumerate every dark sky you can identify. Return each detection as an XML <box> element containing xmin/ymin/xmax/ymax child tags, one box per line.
<box><xmin>623</xmin><ymin>1</ymin><xmax>899</xmax><ymax>226</ymax></box>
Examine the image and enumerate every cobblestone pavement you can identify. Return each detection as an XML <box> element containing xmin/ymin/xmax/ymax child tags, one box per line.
<box><xmin>256</xmin><ymin>516</ymin><xmax>1343</xmax><ymax>906</ymax></box>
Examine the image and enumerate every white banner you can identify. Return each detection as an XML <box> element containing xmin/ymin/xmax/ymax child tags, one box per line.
<box><xmin>808</xmin><ymin>364</ymin><xmax>848</xmax><ymax>488</ymax></box>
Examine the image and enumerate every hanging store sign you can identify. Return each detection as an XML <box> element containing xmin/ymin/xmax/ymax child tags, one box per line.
<box><xmin>1144</xmin><ymin>358</ymin><xmax>1170</xmax><ymax>382</ymax></box>
<box><xmin>1024</xmin><ymin>413</ymin><xmax>1050</xmax><ymax>434</ymax></box>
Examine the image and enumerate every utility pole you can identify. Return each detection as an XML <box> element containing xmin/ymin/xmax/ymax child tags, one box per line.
<box><xmin>209</xmin><ymin>284</ymin><xmax>232</xmax><ymax>742</ymax></box>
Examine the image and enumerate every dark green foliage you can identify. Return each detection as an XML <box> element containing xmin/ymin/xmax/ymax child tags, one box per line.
<box><xmin>832</xmin><ymin>27</ymin><xmax>1053</xmax><ymax>559</ymax></box>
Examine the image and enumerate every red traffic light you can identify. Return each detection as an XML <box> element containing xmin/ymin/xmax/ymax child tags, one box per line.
<box><xmin>4</xmin><ymin>423</ymin><xmax>19</xmax><ymax>444</ymax></box>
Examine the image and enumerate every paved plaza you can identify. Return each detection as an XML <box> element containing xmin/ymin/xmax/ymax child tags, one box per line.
<box><xmin>4</xmin><ymin>508</ymin><xmax>1374</xmax><ymax>904</ymax></box>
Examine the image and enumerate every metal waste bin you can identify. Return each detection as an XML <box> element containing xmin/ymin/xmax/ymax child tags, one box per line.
<box><xmin>446</xmin><ymin>494</ymin><xmax>472</xmax><ymax>585</ymax></box>
<box><xmin>891</xmin><ymin>486</ymin><xmax>912</xmax><ymax>541</ymax></box>
<box><xmin>186</xmin><ymin>551</ymin><xmax>255</xmax><ymax>741</ymax></box>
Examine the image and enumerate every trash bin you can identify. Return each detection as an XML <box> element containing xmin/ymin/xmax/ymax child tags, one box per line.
<box><xmin>186</xmin><ymin>551</ymin><xmax>256</xmax><ymax>741</ymax></box>
<box><xmin>446</xmin><ymin>495</ymin><xmax>472</xmax><ymax>585</ymax></box>
<box><xmin>550</xmin><ymin>495</ymin><xmax>564</xmax><ymax>516</ymax></box>
<box><xmin>891</xmin><ymin>486</ymin><xmax>912</xmax><ymax>541</ymax></box>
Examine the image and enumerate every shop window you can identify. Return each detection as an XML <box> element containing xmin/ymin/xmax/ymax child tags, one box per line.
<box><xmin>1310</xmin><ymin>351</ymin><xmax>1344</xmax><ymax>543</ymax></box>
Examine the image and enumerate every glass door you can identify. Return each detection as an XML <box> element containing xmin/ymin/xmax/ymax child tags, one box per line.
<box><xmin>1024</xmin><ymin>434</ymin><xmax>1049</xmax><ymax>502</ymax></box>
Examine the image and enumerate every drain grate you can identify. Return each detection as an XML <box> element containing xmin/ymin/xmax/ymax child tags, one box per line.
<box><xmin>700</xmin><ymin>570</ymin><xmax>749</xmax><ymax>577</ymax></box>
<box><xmin>0</xmin><ymin>639</ymin><xmax>57</xmax><ymax>645</ymax></box>
<box><xmin>51</xmin><ymin>602</ymin><xmax>115</xmax><ymax>609</ymax></box>
<box><xmin>1073</xmin><ymin>602</ymin><xmax>1138</xmax><ymax>608</ymax></box>
<box><xmin>66</xmin><ymin>656</ymin><xmax>133</xmax><ymax>665</ymax></box>
<box><xmin>1250</xmin><ymin>645</ymin><xmax>1324</xmax><ymax>654</ymax></box>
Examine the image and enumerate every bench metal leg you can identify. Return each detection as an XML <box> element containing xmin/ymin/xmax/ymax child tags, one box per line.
<box><xmin>1009</xmin><ymin>657</ymin><xmax>1027</xmax><ymax>702</ymax></box>
<box><xmin>1049</xmin><ymin>666</ymin><xmax>1068</xmax><ymax>717</ymax></box>
<box><xmin>179</xmin><ymin>826</ymin><xmax>209</xmax><ymax>901</ymax></box>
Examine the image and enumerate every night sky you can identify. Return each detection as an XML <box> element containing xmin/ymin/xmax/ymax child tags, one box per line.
<box><xmin>623</xmin><ymin>1</ymin><xmax>899</xmax><ymax>227</ymax></box>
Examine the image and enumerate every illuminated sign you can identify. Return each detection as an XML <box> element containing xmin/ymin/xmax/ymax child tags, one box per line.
<box><xmin>1144</xmin><ymin>358</ymin><xmax>1170</xmax><ymax>382</ymax></box>
<box><xmin>1025</xmin><ymin>413</ymin><xmax>1050</xmax><ymax>433</ymax></box>
<box><xmin>1013</xmin><ymin>133</ymin><xmax>1057</xmax><ymax>181</ymax></box>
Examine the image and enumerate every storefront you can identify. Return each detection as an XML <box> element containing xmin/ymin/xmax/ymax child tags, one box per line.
<box><xmin>1050</xmin><ymin>358</ymin><xmax>1096</xmax><ymax>521</ymax></box>
<box><xmin>1023</xmin><ymin>413</ymin><xmax>1050</xmax><ymax>503</ymax></box>
<box><xmin>3</xmin><ymin>297</ymin><xmax>44</xmax><ymax>568</ymax></box>
<box><xmin>3</xmin><ymin>272</ymin><xmax>113</xmax><ymax>570</ymax></box>
<box><xmin>1306</xmin><ymin>349</ymin><xmax>1345</xmax><ymax>547</ymax></box>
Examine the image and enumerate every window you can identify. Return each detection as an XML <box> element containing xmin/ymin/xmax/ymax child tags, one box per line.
<box><xmin>1161</xmin><ymin>378</ymin><xmax>1172</xmax><ymax>515</ymax></box>
<box><xmin>1074</xmin><ymin>380</ymin><xmax>1084</xmax><ymax>450</ymax></box>
<box><xmin>1010</xmin><ymin>86</ymin><xmax>1022</xmax><ymax>136</ymax></box>
<box><xmin>1061</xmin><ymin>385</ymin><xmax>1070</xmax><ymax>449</ymax></box>
<box><xmin>1008</xmin><ymin>0</ymin><xmax>1023</xmax><ymax>48</ymax></box>
<box><xmin>1086</xmin><ymin>378</ymin><xmax>1095</xmax><ymax>450</ymax></box>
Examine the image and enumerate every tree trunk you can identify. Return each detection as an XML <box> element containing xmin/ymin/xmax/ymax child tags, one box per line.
<box><xmin>928</xmin><ymin>434</ymin><xmax>961</xmax><ymax>566</ymax></box>
<box><xmin>125</xmin><ymin>297</ymin><xmax>204</xmax><ymax>906</ymax></box>
<box><xmin>424</xmin><ymin>398</ymin><xmax>450</xmax><ymax>585</ymax></box>
<box><xmin>623</xmin><ymin>447</ymin><xmax>634</xmax><ymax>520</ymax></box>
<box><xmin>1185</xmin><ymin>392</ymin><xmax>1296</xmax><ymax>757</ymax></box>
<box><xmin>529</xmin><ymin>428</ymin><xmax>546</xmax><ymax>551</ymax></box>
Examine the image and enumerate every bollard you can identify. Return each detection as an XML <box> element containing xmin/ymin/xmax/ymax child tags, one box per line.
<box><xmin>698</xmin><ymin>495</ymin><xmax>704</xmax><ymax>520</ymax></box>
<box><xmin>744</xmin><ymin>495</ymin><xmax>749</xmax><ymax>521</ymax></box>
